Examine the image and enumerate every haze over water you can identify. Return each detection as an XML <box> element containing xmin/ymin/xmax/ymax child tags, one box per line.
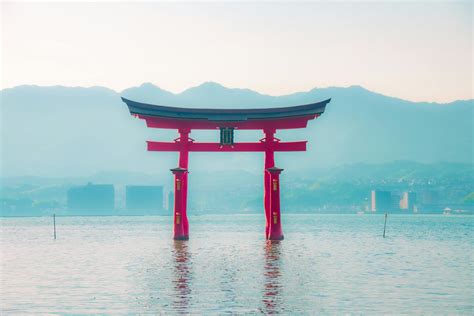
<box><xmin>1</xmin><ymin>214</ymin><xmax>472</xmax><ymax>314</ymax></box>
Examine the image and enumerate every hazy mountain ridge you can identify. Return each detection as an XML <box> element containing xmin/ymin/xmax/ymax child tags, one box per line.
<box><xmin>1</xmin><ymin>82</ymin><xmax>472</xmax><ymax>178</ymax></box>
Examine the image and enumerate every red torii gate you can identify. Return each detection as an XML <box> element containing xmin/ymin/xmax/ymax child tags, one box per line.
<box><xmin>121</xmin><ymin>97</ymin><xmax>330</xmax><ymax>240</ymax></box>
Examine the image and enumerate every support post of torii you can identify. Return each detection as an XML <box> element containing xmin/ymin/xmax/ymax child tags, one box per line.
<box><xmin>121</xmin><ymin>96</ymin><xmax>330</xmax><ymax>240</ymax></box>
<box><xmin>263</xmin><ymin>129</ymin><xmax>276</xmax><ymax>239</ymax></box>
<box><xmin>171</xmin><ymin>167</ymin><xmax>189</xmax><ymax>240</ymax></box>
<box><xmin>171</xmin><ymin>128</ymin><xmax>191</xmax><ymax>240</ymax></box>
<box><xmin>267</xmin><ymin>167</ymin><xmax>284</xmax><ymax>240</ymax></box>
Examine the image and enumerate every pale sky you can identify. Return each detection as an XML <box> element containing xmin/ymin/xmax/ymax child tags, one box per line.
<box><xmin>1</xmin><ymin>1</ymin><xmax>472</xmax><ymax>102</ymax></box>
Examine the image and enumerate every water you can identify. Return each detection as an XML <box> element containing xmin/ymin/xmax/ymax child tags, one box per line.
<box><xmin>1</xmin><ymin>214</ymin><xmax>472</xmax><ymax>314</ymax></box>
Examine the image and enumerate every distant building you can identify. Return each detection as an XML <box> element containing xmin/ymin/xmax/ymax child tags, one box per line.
<box><xmin>67</xmin><ymin>183</ymin><xmax>114</xmax><ymax>214</ymax></box>
<box><xmin>391</xmin><ymin>192</ymin><xmax>402</xmax><ymax>210</ymax></box>
<box><xmin>167</xmin><ymin>191</ymin><xmax>174</xmax><ymax>213</ymax></box>
<box><xmin>400</xmin><ymin>191</ymin><xmax>417</xmax><ymax>210</ymax></box>
<box><xmin>126</xmin><ymin>185</ymin><xmax>163</xmax><ymax>213</ymax></box>
<box><xmin>420</xmin><ymin>190</ymin><xmax>439</xmax><ymax>205</ymax></box>
<box><xmin>0</xmin><ymin>198</ymin><xmax>34</xmax><ymax>216</ymax></box>
<box><xmin>371</xmin><ymin>190</ymin><xmax>391</xmax><ymax>212</ymax></box>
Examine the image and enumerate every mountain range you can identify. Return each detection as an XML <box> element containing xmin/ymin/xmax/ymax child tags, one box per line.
<box><xmin>1</xmin><ymin>82</ymin><xmax>472</xmax><ymax>178</ymax></box>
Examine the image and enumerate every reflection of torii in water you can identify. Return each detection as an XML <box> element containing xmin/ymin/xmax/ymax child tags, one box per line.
<box><xmin>172</xmin><ymin>241</ymin><xmax>192</xmax><ymax>313</ymax></box>
<box><xmin>262</xmin><ymin>241</ymin><xmax>283</xmax><ymax>314</ymax></box>
<box><xmin>122</xmin><ymin>97</ymin><xmax>330</xmax><ymax>240</ymax></box>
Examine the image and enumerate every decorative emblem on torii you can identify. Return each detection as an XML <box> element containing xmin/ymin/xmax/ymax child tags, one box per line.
<box><xmin>122</xmin><ymin>97</ymin><xmax>330</xmax><ymax>240</ymax></box>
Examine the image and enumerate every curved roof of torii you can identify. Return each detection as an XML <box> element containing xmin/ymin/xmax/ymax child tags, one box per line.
<box><xmin>121</xmin><ymin>97</ymin><xmax>330</xmax><ymax>122</ymax></box>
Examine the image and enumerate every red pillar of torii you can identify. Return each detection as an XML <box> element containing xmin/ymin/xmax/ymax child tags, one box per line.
<box><xmin>122</xmin><ymin>97</ymin><xmax>330</xmax><ymax>240</ymax></box>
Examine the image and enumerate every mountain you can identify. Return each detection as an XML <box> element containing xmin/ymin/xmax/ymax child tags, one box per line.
<box><xmin>1</xmin><ymin>82</ymin><xmax>472</xmax><ymax>178</ymax></box>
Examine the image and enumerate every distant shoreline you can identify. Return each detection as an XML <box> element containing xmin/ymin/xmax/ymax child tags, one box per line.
<box><xmin>1</xmin><ymin>213</ymin><xmax>472</xmax><ymax>219</ymax></box>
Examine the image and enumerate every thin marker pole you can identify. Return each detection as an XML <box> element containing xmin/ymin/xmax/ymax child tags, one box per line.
<box><xmin>53</xmin><ymin>214</ymin><xmax>56</xmax><ymax>240</ymax></box>
<box><xmin>383</xmin><ymin>213</ymin><xmax>387</xmax><ymax>238</ymax></box>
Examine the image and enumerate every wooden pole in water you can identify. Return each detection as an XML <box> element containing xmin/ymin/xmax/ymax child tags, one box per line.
<box><xmin>383</xmin><ymin>213</ymin><xmax>387</xmax><ymax>238</ymax></box>
<box><xmin>53</xmin><ymin>213</ymin><xmax>56</xmax><ymax>240</ymax></box>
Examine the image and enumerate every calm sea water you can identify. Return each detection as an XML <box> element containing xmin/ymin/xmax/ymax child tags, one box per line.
<box><xmin>1</xmin><ymin>214</ymin><xmax>472</xmax><ymax>314</ymax></box>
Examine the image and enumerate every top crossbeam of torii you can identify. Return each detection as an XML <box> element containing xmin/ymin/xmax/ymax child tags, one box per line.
<box><xmin>121</xmin><ymin>97</ymin><xmax>330</xmax><ymax>152</ymax></box>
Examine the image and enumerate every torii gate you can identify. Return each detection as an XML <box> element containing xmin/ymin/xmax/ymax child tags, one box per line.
<box><xmin>121</xmin><ymin>97</ymin><xmax>330</xmax><ymax>240</ymax></box>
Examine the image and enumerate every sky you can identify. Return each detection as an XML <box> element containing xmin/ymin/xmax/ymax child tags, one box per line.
<box><xmin>1</xmin><ymin>1</ymin><xmax>472</xmax><ymax>102</ymax></box>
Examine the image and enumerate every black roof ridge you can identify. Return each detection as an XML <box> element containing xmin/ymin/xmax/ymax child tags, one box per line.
<box><xmin>121</xmin><ymin>97</ymin><xmax>330</xmax><ymax>121</ymax></box>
